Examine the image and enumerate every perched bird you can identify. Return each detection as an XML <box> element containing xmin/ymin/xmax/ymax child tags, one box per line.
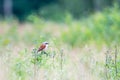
<box><xmin>37</xmin><ymin>42</ymin><xmax>49</xmax><ymax>53</ymax></box>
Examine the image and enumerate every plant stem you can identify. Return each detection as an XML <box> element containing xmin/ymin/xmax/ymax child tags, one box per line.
<box><xmin>115</xmin><ymin>46</ymin><xmax>118</xmax><ymax>77</ymax></box>
<box><xmin>60</xmin><ymin>49</ymin><xmax>63</xmax><ymax>80</ymax></box>
<box><xmin>105</xmin><ymin>50</ymin><xmax>109</xmax><ymax>80</ymax></box>
<box><xmin>52</xmin><ymin>52</ymin><xmax>55</xmax><ymax>68</ymax></box>
<box><xmin>34</xmin><ymin>50</ymin><xmax>38</xmax><ymax>80</ymax></box>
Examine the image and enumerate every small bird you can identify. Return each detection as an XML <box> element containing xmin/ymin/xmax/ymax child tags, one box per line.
<box><xmin>37</xmin><ymin>42</ymin><xmax>49</xmax><ymax>53</ymax></box>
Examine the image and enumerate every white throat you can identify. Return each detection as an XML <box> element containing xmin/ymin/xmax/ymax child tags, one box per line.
<box><xmin>44</xmin><ymin>44</ymin><xmax>48</xmax><ymax>50</ymax></box>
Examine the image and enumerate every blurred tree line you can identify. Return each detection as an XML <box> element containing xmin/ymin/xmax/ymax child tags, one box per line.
<box><xmin>0</xmin><ymin>0</ymin><xmax>119</xmax><ymax>21</ymax></box>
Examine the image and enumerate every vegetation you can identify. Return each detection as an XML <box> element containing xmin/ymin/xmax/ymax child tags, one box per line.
<box><xmin>0</xmin><ymin>5</ymin><xmax>120</xmax><ymax>80</ymax></box>
<box><xmin>0</xmin><ymin>0</ymin><xmax>118</xmax><ymax>21</ymax></box>
<box><xmin>61</xmin><ymin>5</ymin><xmax>120</xmax><ymax>47</ymax></box>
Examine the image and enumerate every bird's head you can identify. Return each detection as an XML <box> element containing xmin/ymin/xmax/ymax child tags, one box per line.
<box><xmin>43</xmin><ymin>42</ymin><xmax>49</xmax><ymax>45</ymax></box>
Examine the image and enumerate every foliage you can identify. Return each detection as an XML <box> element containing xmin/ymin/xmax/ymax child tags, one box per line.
<box><xmin>61</xmin><ymin>6</ymin><xmax>120</xmax><ymax>47</ymax></box>
<box><xmin>0</xmin><ymin>0</ymin><xmax>116</xmax><ymax>21</ymax></box>
<box><xmin>0</xmin><ymin>5</ymin><xmax>120</xmax><ymax>80</ymax></box>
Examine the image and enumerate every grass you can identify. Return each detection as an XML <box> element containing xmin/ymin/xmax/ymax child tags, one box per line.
<box><xmin>0</xmin><ymin>5</ymin><xmax>120</xmax><ymax>80</ymax></box>
<box><xmin>104</xmin><ymin>46</ymin><xmax>120</xmax><ymax>80</ymax></box>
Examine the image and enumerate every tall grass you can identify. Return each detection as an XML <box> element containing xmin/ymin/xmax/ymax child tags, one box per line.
<box><xmin>0</xmin><ymin>5</ymin><xmax>120</xmax><ymax>80</ymax></box>
<box><xmin>105</xmin><ymin>46</ymin><xmax>120</xmax><ymax>80</ymax></box>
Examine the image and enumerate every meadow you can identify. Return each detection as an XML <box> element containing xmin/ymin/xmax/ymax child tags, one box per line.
<box><xmin>0</xmin><ymin>6</ymin><xmax>120</xmax><ymax>80</ymax></box>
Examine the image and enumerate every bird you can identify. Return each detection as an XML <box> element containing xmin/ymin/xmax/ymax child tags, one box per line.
<box><xmin>37</xmin><ymin>42</ymin><xmax>49</xmax><ymax>53</ymax></box>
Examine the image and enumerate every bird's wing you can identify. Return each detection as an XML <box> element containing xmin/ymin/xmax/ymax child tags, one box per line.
<box><xmin>37</xmin><ymin>44</ymin><xmax>46</xmax><ymax>52</ymax></box>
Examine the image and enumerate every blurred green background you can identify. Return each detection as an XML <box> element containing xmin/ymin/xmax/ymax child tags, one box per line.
<box><xmin>0</xmin><ymin>0</ymin><xmax>120</xmax><ymax>80</ymax></box>
<box><xmin>0</xmin><ymin>0</ymin><xmax>120</xmax><ymax>46</ymax></box>
<box><xmin>0</xmin><ymin>0</ymin><xmax>119</xmax><ymax>21</ymax></box>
